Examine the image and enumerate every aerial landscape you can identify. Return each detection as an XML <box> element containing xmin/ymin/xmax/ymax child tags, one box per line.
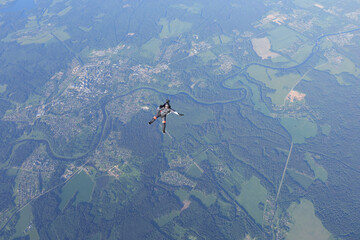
<box><xmin>0</xmin><ymin>0</ymin><xmax>360</xmax><ymax>239</ymax></box>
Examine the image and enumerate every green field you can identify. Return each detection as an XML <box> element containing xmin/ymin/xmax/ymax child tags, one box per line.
<box><xmin>2</xmin><ymin>17</ymin><xmax>70</xmax><ymax>45</ymax></box>
<box><xmin>268</xmin><ymin>26</ymin><xmax>307</xmax><ymax>52</ymax></box>
<box><xmin>198</xmin><ymin>50</ymin><xmax>217</xmax><ymax>63</ymax></box>
<box><xmin>212</xmin><ymin>36</ymin><xmax>221</xmax><ymax>45</ymax></box>
<box><xmin>58</xmin><ymin>6</ymin><xmax>72</xmax><ymax>16</ymax></box>
<box><xmin>79</xmin><ymin>26</ymin><xmax>93</xmax><ymax>32</ymax></box>
<box><xmin>50</xmin><ymin>0</ymin><xmax>66</xmax><ymax>7</ymax></box>
<box><xmin>155</xmin><ymin>210</ymin><xmax>180</xmax><ymax>227</ymax></box>
<box><xmin>186</xmin><ymin>163</ymin><xmax>203</xmax><ymax>178</ymax></box>
<box><xmin>203</xmin><ymin>128</ymin><xmax>220</xmax><ymax>144</ymax></box>
<box><xmin>175</xmin><ymin>189</ymin><xmax>189</xmax><ymax>202</ymax></box>
<box><xmin>52</xmin><ymin>26</ymin><xmax>71</xmax><ymax>42</ymax></box>
<box><xmin>223</xmin><ymin>75</ymin><xmax>246</xmax><ymax>89</ymax></box>
<box><xmin>286</xmin><ymin>199</ymin><xmax>331</xmax><ymax>240</ymax></box>
<box><xmin>174</xmin><ymin>189</ymin><xmax>216</xmax><ymax>207</ymax></box>
<box><xmin>6</xmin><ymin>167</ymin><xmax>18</xmax><ymax>176</ymax></box>
<box><xmin>217</xmin><ymin>199</ymin><xmax>233</xmax><ymax>218</ymax></box>
<box><xmin>25</xmin><ymin>16</ymin><xmax>38</xmax><ymax>28</ymax></box>
<box><xmin>13</xmin><ymin>205</ymin><xmax>40</xmax><ymax>240</ymax></box>
<box><xmin>172</xmin><ymin>3</ymin><xmax>203</xmax><ymax>14</ymax></box>
<box><xmin>21</xmin><ymin>33</ymin><xmax>52</xmax><ymax>45</ymax></box>
<box><xmin>316</xmin><ymin>55</ymin><xmax>358</xmax><ymax>76</ymax></box>
<box><xmin>159</xmin><ymin>18</ymin><xmax>192</xmax><ymax>38</ymax></box>
<box><xmin>280</xmin><ymin>118</ymin><xmax>318</xmax><ymax>143</ymax></box>
<box><xmin>237</xmin><ymin>176</ymin><xmax>267</xmax><ymax>224</ymax></box>
<box><xmin>220</xmin><ymin>35</ymin><xmax>232</xmax><ymax>44</ymax></box>
<box><xmin>290</xmin><ymin>43</ymin><xmax>314</xmax><ymax>64</ymax></box>
<box><xmin>191</xmin><ymin>190</ymin><xmax>216</xmax><ymax>207</ymax></box>
<box><xmin>59</xmin><ymin>171</ymin><xmax>94</xmax><ymax>211</ymax></box>
<box><xmin>320</xmin><ymin>124</ymin><xmax>331</xmax><ymax>135</ymax></box>
<box><xmin>247</xmin><ymin>65</ymin><xmax>301</xmax><ymax>105</ymax></box>
<box><xmin>23</xmin><ymin>94</ymin><xmax>44</xmax><ymax>107</ymax></box>
<box><xmin>305</xmin><ymin>152</ymin><xmax>328</xmax><ymax>182</ymax></box>
<box><xmin>155</xmin><ymin>188</ymin><xmax>215</xmax><ymax>227</ymax></box>
<box><xmin>287</xmin><ymin>168</ymin><xmax>314</xmax><ymax>189</ymax></box>
<box><xmin>335</xmin><ymin>75</ymin><xmax>351</xmax><ymax>85</ymax></box>
<box><xmin>21</xmin><ymin>130</ymin><xmax>47</xmax><ymax>141</ymax></box>
<box><xmin>271</xmin><ymin>55</ymin><xmax>291</xmax><ymax>64</ymax></box>
<box><xmin>2</xmin><ymin>29</ymin><xmax>52</xmax><ymax>45</ymax></box>
<box><xmin>0</xmin><ymin>84</ymin><xmax>7</xmax><ymax>93</ymax></box>
<box><xmin>219</xmin><ymin>160</ymin><xmax>246</xmax><ymax>189</ymax></box>
<box><xmin>213</xmin><ymin>34</ymin><xmax>232</xmax><ymax>45</ymax></box>
<box><xmin>141</xmin><ymin>38</ymin><xmax>161</xmax><ymax>60</ymax></box>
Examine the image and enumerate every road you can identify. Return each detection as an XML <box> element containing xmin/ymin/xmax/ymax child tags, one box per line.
<box><xmin>275</xmin><ymin>142</ymin><xmax>293</xmax><ymax>204</ymax></box>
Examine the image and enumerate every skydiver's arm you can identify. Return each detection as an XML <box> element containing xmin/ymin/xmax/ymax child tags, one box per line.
<box><xmin>170</xmin><ymin>109</ymin><xmax>184</xmax><ymax>116</ymax></box>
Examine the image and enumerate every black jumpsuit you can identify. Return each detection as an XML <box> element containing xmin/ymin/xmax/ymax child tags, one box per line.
<box><xmin>148</xmin><ymin>104</ymin><xmax>182</xmax><ymax>133</ymax></box>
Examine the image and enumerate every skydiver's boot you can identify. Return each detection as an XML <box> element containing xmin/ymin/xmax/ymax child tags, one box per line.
<box><xmin>149</xmin><ymin>116</ymin><xmax>157</xmax><ymax>125</ymax></box>
<box><xmin>162</xmin><ymin>120</ymin><xmax>166</xmax><ymax>133</ymax></box>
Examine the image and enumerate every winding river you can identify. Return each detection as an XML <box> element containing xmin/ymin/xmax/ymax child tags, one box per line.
<box><xmin>14</xmin><ymin>27</ymin><xmax>360</xmax><ymax>161</ymax></box>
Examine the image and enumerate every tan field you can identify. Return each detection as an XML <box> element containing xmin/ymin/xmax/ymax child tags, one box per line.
<box><xmin>251</xmin><ymin>37</ymin><xmax>280</xmax><ymax>59</ymax></box>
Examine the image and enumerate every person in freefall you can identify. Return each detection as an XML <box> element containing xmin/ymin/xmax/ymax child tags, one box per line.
<box><xmin>148</xmin><ymin>99</ymin><xmax>184</xmax><ymax>133</ymax></box>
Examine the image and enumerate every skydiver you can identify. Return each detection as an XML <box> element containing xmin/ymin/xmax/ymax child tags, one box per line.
<box><xmin>148</xmin><ymin>99</ymin><xmax>184</xmax><ymax>133</ymax></box>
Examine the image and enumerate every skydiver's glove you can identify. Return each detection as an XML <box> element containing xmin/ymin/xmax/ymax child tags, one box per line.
<box><xmin>179</xmin><ymin>113</ymin><xmax>184</xmax><ymax>116</ymax></box>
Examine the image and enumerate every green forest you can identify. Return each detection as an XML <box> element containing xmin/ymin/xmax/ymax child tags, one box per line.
<box><xmin>0</xmin><ymin>0</ymin><xmax>360</xmax><ymax>239</ymax></box>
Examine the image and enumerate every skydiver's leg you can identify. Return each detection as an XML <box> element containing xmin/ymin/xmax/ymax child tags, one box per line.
<box><xmin>149</xmin><ymin>112</ymin><xmax>160</xmax><ymax>124</ymax></box>
<box><xmin>162</xmin><ymin>116</ymin><xmax>166</xmax><ymax>133</ymax></box>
